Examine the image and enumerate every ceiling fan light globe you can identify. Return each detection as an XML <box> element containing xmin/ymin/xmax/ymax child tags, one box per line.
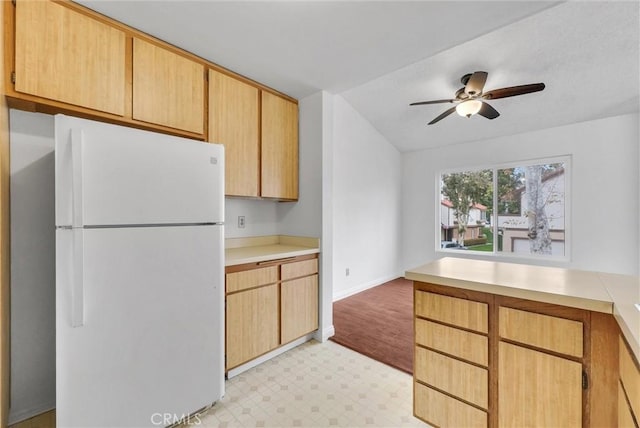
<box><xmin>456</xmin><ymin>99</ymin><xmax>482</xmax><ymax>117</ymax></box>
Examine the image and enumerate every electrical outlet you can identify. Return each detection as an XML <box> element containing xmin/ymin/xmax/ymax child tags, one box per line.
<box><xmin>238</xmin><ymin>216</ymin><xmax>246</xmax><ymax>228</ymax></box>
<box><xmin>346</xmin><ymin>268</ymin><xmax>350</xmax><ymax>276</ymax></box>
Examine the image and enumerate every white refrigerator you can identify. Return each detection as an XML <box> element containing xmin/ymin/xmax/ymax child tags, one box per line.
<box><xmin>54</xmin><ymin>115</ymin><xmax>225</xmax><ymax>427</ymax></box>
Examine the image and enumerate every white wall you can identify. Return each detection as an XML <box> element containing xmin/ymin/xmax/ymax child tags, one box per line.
<box><xmin>8</xmin><ymin>110</ymin><xmax>56</xmax><ymax>423</ymax></box>
<box><xmin>225</xmin><ymin>198</ymin><xmax>279</xmax><ymax>238</ymax></box>
<box><xmin>402</xmin><ymin>113</ymin><xmax>640</xmax><ymax>276</ymax></box>
<box><xmin>289</xmin><ymin>91</ymin><xmax>335</xmax><ymax>341</ymax></box>
<box><xmin>332</xmin><ymin>95</ymin><xmax>403</xmax><ymax>299</ymax></box>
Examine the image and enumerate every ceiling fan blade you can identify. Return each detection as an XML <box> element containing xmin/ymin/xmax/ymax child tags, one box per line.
<box><xmin>483</xmin><ymin>83</ymin><xmax>545</xmax><ymax>100</ymax></box>
<box><xmin>428</xmin><ymin>106</ymin><xmax>457</xmax><ymax>125</ymax></box>
<box><xmin>478</xmin><ymin>102</ymin><xmax>500</xmax><ymax>120</ymax></box>
<box><xmin>465</xmin><ymin>71</ymin><xmax>488</xmax><ymax>96</ymax></box>
<box><xmin>410</xmin><ymin>99</ymin><xmax>456</xmax><ymax>106</ymax></box>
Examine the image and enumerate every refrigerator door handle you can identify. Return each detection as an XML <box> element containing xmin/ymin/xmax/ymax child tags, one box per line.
<box><xmin>71</xmin><ymin>128</ymin><xmax>84</xmax><ymax>228</ymax></box>
<box><xmin>71</xmin><ymin>229</ymin><xmax>85</xmax><ymax>327</ymax></box>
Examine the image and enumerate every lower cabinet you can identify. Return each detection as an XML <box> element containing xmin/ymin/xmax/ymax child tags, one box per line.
<box><xmin>498</xmin><ymin>342</ymin><xmax>582</xmax><ymax>427</ymax></box>
<box><xmin>618</xmin><ymin>334</ymin><xmax>640</xmax><ymax>427</ymax></box>
<box><xmin>225</xmin><ymin>254</ymin><xmax>319</xmax><ymax>371</ymax></box>
<box><xmin>414</xmin><ymin>382</ymin><xmax>487</xmax><ymax>428</ymax></box>
<box><xmin>413</xmin><ymin>282</ymin><xmax>617</xmax><ymax>428</ymax></box>
<box><xmin>226</xmin><ymin>284</ymin><xmax>279</xmax><ymax>369</ymax></box>
<box><xmin>281</xmin><ymin>275</ymin><xmax>318</xmax><ymax>344</ymax></box>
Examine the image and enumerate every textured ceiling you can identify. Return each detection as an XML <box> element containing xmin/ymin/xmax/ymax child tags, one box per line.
<box><xmin>341</xmin><ymin>1</ymin><xmax>640</xmax><ymax>151</ymax></box>
<box><xmin>78</xmin><ymin>1</ymin><xmax>639</xmax><ymax>152</ymax></box>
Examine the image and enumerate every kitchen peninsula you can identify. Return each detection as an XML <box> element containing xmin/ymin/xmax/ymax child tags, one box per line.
<box><xmin>406</xmin><ymin>257</ymin><xmax>639</xmax><ymax>428</ymax></box>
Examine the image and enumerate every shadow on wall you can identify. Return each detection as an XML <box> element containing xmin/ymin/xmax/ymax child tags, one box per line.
<box><xmin>9</xmin><ymin>110</ymin><xmax>56</xmax><ymax>424</ymax></box>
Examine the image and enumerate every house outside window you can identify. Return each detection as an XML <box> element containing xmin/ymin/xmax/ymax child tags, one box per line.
<box><xmin>438</xmin><ymin>157</ymin><xmax>569</xmax><ymax>259</ymax></box>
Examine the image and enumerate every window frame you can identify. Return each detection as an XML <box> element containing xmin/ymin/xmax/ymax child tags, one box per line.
<box><xmin>435</xmin><ymin>155</ymin><xmax>571</xmax><ymax>263</ymax></box>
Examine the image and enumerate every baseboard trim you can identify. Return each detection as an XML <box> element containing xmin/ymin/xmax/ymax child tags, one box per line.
<box><xmin>332</xmin><ymin>273</ymin><xmax>403</xmax><ymax>302</ymax></box>
<box><xmin>314</xmin><ymin>325</ymin><xmax>335</xmax><ymax>343</ymax></box>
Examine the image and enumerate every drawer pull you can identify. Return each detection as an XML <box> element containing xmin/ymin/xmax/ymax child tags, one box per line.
<box><xmin>257</xmin><ymin>257</ymin><xmax>296</xmax><ymax>265</ymax></box>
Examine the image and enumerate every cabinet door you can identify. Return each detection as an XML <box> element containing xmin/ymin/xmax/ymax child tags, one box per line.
<box><xmin>14</xmin><ymin>0</ymin><xmax>125</xmax><ymax>115</ymax></box>
<box><xmin>226</xmin><ymin>285</ymin><xmax>279</xmax><ymax>369</ymax></box>
<box><xmin>261</xmin><ymin>92</ymin><xmax>298</xmax><ymax>200</ymax></box>
<box><xmin>208</xmin><ymin>71</ymin><xmax>259</xmax><ymax>197</ymax></box>
<box><xmin>618</xmin><ymin>382</ymin><xmax>637</xmax><ymax>428</ymax></box>
<box><xmin>281</xmin><ymin>275</ymin><xmax>318</xmax><ymax>344</ymax></box>
<box><xmin>499</xmin><ymin>342</ymin><xmax>582</xmax><ymax>427</ymax></box>
<box><xmin>133</xmin><ymin>38</ymin><xmax>204</xmax><ymax>134</ymax></box>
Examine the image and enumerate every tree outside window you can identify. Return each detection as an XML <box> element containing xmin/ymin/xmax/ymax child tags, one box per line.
<box><xmin>439</xmin><ymin>158</ymin><xmax>568</xmax><ymax>258</ymax></box>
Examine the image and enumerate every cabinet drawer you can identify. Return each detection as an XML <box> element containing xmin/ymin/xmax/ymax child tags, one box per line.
<box><xmin>415</xmin><ymin>291</ymin><xmax>488</xmax><ymax>333</ymax></box>
<box><xmin>415</xmin><ymin>347</ymin><xmax>488</xmax><ymax>409</ymax></box>
<box><xmin>499</xmin><ymin>307</ymin><xmax>583</xmax><ymax>358</ymax></box>
<box><xmin>281</xmin><ymin>258</ymin><xmax>318</xmax><ymax>280</ymax></box>
<box><xmin>414</xmin><ymin>382</ymin><xmax>487</xmax><ymax>428</ymax></box>
<box><xmin>226</xmin><ymin>266</ymin><xmax>278</xmax><ymax>293</ymax></box>
<box><xmin>620</xmin><ymin>335</ymin><xmax>640</xmax><ymax>419</ymax></box>
<box><xmin>415</xmin><ymin>318</ymin><xmax>488</xmax><ymax>366</ymax></box>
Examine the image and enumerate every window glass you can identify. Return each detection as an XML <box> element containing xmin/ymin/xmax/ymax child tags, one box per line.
<box><xmin>497</xmin><ymin>163</ymin><xmax>566</xmax><ymax>257</ymax></box>
<box><xmin>439</xmin><ymin>158</ymin><xmax>568</xmax><ymax>259</ymax></box>
<box><xmin>440</xmin><ymin>169</ymin><xmax>493</xmax><ymax>252</ymax></box>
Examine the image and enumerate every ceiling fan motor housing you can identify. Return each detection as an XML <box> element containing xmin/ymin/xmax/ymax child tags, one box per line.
<box><xmin>409</xmin><ymin>71</ymin><xmax>545</xmax><ymax>125</ymax></box>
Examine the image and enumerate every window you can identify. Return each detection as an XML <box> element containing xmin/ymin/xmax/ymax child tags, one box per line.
<box><xmin>438</xmin><ymin>157</ymin><xmax>569</xmax><ymax>259</ymax></box>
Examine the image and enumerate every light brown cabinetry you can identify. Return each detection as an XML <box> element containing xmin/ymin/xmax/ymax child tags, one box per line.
<box><xmin>619</xmin><ymin>335</ymin><xmax>640</xmax><ymax>427</ymax></box>
<box><xmin>226</xmin><ymin>284</ymin><xmax>279</xmax><ymax>369</ymax></box>
<box><xmin>13</xmin><ymin>0</ymin><xmax>126</xmax><ymax>115</ymax></box>
<box><xmin>414</xmin><ymin>289</ymin><xmax>489</xmax><ymax>427</ymax></box>
<box><xmin>498</xmin><ymin>341</ymin><xmax>582</xmax><ymax>427</ymax></box>
<box><xmin>281</xmin><ymin>275</ymin><xmax>318</xmax><ymax>344</ymax></box>
<box><xmin>413</xmin><ymin>282</ymin><xmax>618</xmax><ymax>428</ymax></box>
<box><xmin>208</xmin><ymin>70</ymin><xmax>260</xmax><ymax>197</ymax></box>
<box><xmin>208</xmin><ymin>73</ymin><xmax>299</xmax><ymax>200</ymax></box>
<box><xmin>225</xmin><ymin>254</ymin><xmax>318</xmax><ymax>371</ymax></box>
<box><xmin>497</xmin><ymin>307</ymin><xmax>585</xmax><ymax>427</ymax></box>
<box><xmin>261</xmin><ymin>91</ymin><xmax>299</xmax><ymax>200</ymax></box>
<box><xmin>132</xmin><ymin>38</ymin><xmax>204</xmax><ymax>134</ymax></box>
<box><xmin>415</xmin><ymin>382</ymin><xmax>487</xmax><ymax>428</ymax></box>
<box><xmin>5</xmin><ymin>0</ymin><xmax>300</xmax><ymax>187</ymax></box>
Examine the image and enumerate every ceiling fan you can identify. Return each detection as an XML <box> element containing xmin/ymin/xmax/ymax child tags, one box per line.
<box><xmin>410</xmin><ymin>71</ymin><xmax>545</xmax><ymax>125</ymax></box>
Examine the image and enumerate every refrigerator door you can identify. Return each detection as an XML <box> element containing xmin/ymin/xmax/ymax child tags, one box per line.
<box><xmin>56</xmin><ymin>225</ymin><xmax>224</xmax><ymax>427</ymax></box>
<box><xmin>55</xmin><ymin>115</ymin><xmax>224</xmax><ymax>227</ymax></box>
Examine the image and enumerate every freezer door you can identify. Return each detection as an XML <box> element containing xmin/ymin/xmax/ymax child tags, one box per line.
<box><xmin>56</xmin><ymin>225</ymin><xmax>224</xmax><ymax>427</ymax></box>
<box><xmin>55</xmin><ymin>115</ymin><xmax>224</xmax><ymax>227</ymax></box>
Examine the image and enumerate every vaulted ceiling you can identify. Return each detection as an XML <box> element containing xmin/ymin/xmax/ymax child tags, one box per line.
<box><xmin>79</xmin><ymin>1</ymin><xmax>639</xmax><ymax>152</ymax></box>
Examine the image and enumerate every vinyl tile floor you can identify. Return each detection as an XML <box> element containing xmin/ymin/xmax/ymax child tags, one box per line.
<box><xmin>193</xmin><ymin>340</ymin><xmax>430</xmax><ymax>428</ymax></box>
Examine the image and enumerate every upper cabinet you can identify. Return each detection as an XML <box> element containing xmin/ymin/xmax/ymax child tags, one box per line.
<box><xmin>208</xmin><ymin>71</ymin><xmax>299</xmax><ymax>200</ymax></box>
<box><xmin>6</xmin><ymin>0</ymin><xmax>299</xmax><ymax>200</ymax></box>
<box><xmin>132</xmin><ymin>38</ymin><xmax>204</xmax><ymax>134</ymax></box>
<box><xmin>208</xmin><ymin>70</ymin><xmax>259</xmax><ymax>197</ymax></box>
<box><xmin>261</xmin><ymin>92</ymin><xmax>299</xmax><ymax>200</ymax></box>
<box><xmin>13</xmin><ymin>0</ymin><xmax>126</xmax><ymax>116</ymax></box>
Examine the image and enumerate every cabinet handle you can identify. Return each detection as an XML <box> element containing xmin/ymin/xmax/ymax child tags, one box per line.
<box><xmin>582</xmin><ymin>371</ymin><xmax>588</xmax><ymax>389</ymax></box>
<box><xmin>257</xmin><ymin>257</ymin><xmax>296</xmax><ymax>266</ymax></box>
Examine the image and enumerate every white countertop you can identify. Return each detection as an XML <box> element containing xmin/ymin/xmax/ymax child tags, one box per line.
<box><xmin>225</xmin><ymin>235</ymin><xmax>320</xmax><ymax>266</ymax></box>
<box><xmin>406</xmin><ymin>257</ymin><xmax>639</xmax><ymax>361</ymax></box>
